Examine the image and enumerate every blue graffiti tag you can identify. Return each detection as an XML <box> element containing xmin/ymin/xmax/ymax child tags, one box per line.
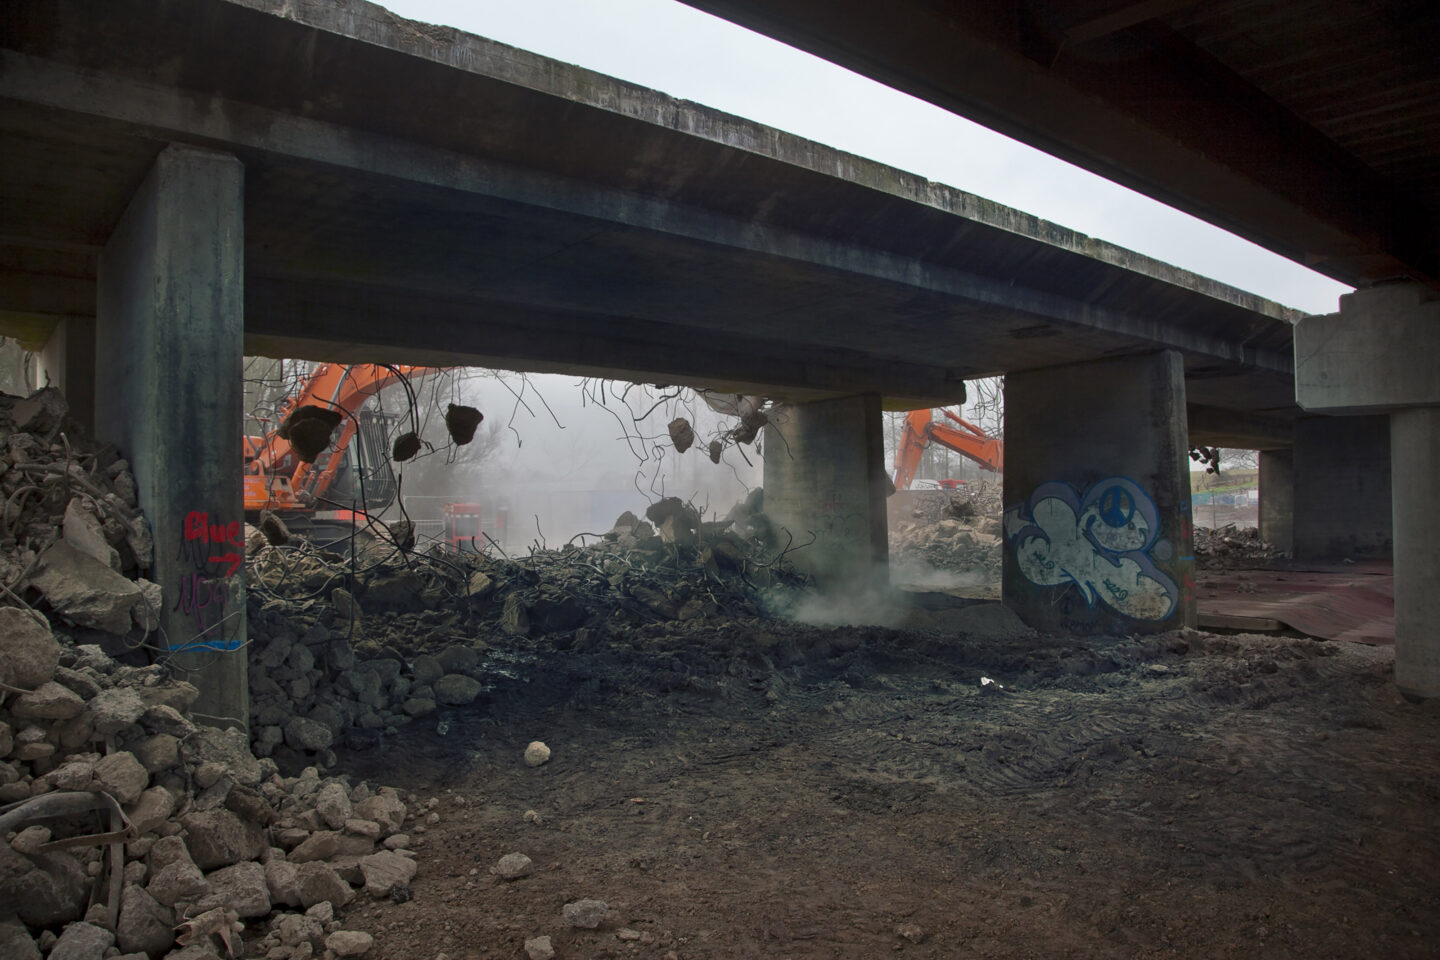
<box><xmin>1003</xmin><ymin>477</ymin><xmax>1179</xmax><ymax>621</ymax></box>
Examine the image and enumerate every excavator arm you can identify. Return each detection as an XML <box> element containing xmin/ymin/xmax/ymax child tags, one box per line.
<box><xmin>244</xmin><ymin>363</ymin><xmax>439</xmax><ymax>514</ymax></box>
<box><xmin>892</xmin><ymin>408</ymin><xmax>1003</xmax><ymax>490</ymax></box>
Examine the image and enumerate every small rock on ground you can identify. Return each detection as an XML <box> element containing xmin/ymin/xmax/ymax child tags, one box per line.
<box><xmin>563</xmin><ymin>899</ymin><xmax>608</xmax><ymax>929</ymax></box>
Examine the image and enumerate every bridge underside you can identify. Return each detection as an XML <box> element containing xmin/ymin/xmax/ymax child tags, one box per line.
<box><xmin>0</xmin><ymin>0</ymin><xmax>1351</xmax><ymax>716</ymax></box>
<box><xmin>3</xmin><ymin>0</ymin><xmax>1299</xmax><ymax>442</ymax></box>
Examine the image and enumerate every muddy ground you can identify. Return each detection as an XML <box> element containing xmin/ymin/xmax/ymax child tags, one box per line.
<box><xmin>334</xmin><ymin>607</ymin><xmax>1440</xmax><ymax>960</ymax></box>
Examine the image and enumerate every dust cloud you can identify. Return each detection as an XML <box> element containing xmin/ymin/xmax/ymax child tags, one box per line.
<box><xmin>380</xmin><ymin>371</ymin><xmax>763</xmax><ymax>551</ymax></box>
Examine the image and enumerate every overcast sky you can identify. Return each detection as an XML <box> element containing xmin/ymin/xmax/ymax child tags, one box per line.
<box><xmin>380</xmin><ymin>0</ymin><xmax>1352</xmax><ymax>316</ymax></box>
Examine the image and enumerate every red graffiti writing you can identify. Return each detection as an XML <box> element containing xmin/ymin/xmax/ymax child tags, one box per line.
<box><xmin>184</xmin><ymin>511</ymin><xmax>243</xmax><ymax>547</ymax></box>
<box><xmin>209</xmin><ymin>552</ymin><xmax>243</xmax><ymax>578</ymax></box>
<box><xmin>183</xmin><ymin>511</ymin><xmax>244</xmax><ymax>578</ymax></box>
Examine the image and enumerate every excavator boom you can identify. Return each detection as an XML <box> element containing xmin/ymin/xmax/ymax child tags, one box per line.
<box><xmin>244</xmin><ymin>363</ymin><xmax>440</xmax><ymax>518</ymax></box>
<box><xmin>892</xmin><ymin>408</ymin><xmax>1003</xmax><ymax>490</ymax></box>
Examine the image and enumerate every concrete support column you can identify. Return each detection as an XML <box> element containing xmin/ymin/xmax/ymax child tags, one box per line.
<box><xmin>1258</xmin><ymin>449</ymin><xmax>1294</xmax><ymax>554</ymax></box>
<box><xmin>1291</xmin><ymin>415</ymin><xmax>1391</xmax><ymax>560</ymax></box>
<box><xmin>1391</xmin><ymin>408</ymin><xmax>1440</xmax><ymax>699</ymax></box>
<box><xmin>1296</xmin><ymin>282</ymin><xmax>1440</xmax><ymax>698</ymax></box>
<box><xmin>1002</xmin><ymin>350</ymin><xmax>1195</xmax><ymax>636</ymax></box>
<box><xmin>763</xmin><ymin>393</ymin><xmax>888</xmax><ymax>593</ymax></box>
<box><xmin>37</xmin><ymin>316</ymin><xmax>97</xmax><ymax>433</ymax></box>
<box><xmin>96</xmin><ymin>144</ymin><xmax>247</xmax><ymax>729</ymax></box>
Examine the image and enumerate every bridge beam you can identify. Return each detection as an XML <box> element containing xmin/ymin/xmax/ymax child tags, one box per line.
<box><xmin>1002</xmin><ymin>350</ymin><xmax>1196</xmax><ymax>636</ymax></box>
<box><xmin>96</xmin><ymin>143</ymin><xmax>248</xmax><ymax>729</ymax></box>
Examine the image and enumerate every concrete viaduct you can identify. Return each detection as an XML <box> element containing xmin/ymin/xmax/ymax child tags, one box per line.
<box><xmin>1</xmin><ymin>0</ymin><xmax>1428</xmax><ymax>721</ymax></box>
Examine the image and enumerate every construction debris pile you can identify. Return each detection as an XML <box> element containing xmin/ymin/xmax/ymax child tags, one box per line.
<box><xmin>890</xmin><ymin>490</ymin><xmax>1003</xmax><ymax>580</ymax></box>
<box><xmin>243</xmin><ymin>493</ymin><xmax>805</xmax><ymax>769</ymax></box>
<box><xmin>0</xmin><ymin>389</ymin><xmax>162</xmax><ymax>642</ymax></box>
<box><xmin>1193</xmin><ymin>523</ymin><xmax>1287</xmax><ymax>569</ymax></box>
<box><xmin>0</xmin><ymin>387</ymin><xmax>421</xmax><ymax>959</ymax></box>
<box><xmin>1</xmin><ymin>624</ymin><xmax>426</xmax><ymax>959</ymax></box>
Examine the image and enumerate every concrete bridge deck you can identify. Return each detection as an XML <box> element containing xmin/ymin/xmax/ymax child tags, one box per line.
<box><xmin>3</xmin><ymin>0</ymin><xmax>1296</xmax><ymax>446</ymax></box>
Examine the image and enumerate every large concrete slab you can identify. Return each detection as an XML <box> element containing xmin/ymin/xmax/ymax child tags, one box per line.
<box><xmin>1</xmin><ymin>0</ymin><xmax>1300</xmax><ymax>422</ymax></box>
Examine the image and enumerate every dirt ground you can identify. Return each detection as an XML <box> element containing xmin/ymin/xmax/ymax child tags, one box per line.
<box><xmin>331</xmin><ymin>604</ymin><xmax>1440</xmax><ymax>960</ymax></box>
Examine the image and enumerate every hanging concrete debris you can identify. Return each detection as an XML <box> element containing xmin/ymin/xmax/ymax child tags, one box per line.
<box><xmin>697</xmin><ymin>391</ymin><xmax>775</xmax><ymax>450</ymax></box>
<box><xmin>277</xmin><ymin>405</ymin><xmax>344</xmax><ymax>463</ymax></box>
<box><xmin>391</xmin><ymin>431</ymin><xmax>421</xmax><ymax>462</ymax></box>
<box><xmin>259</xmin><ymin>509</ymin><xmax>291</xmax><ymax>546</ymax></box>
<box><xmin>667</xmin><ymin>417</ymin><xmax>695</xmax><ymax>453</ymax></box>
<box><xmin>444</xmin><ymin>404</ymin><xmax>483</xmax><ymax>445</ymax></box>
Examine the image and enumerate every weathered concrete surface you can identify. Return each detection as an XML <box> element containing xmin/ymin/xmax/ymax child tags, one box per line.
<box><xmin>1296</xmin><ymin>284</ymin><xmax>1440</xmax><ymax>415</ymax></box>
<box><xmin>678</xmin><ymin>0</ymin><xmax>1438</xmax><ymax>290</ymax></box>
<box><xmin>1002</xmin><ymin>351</ymin><xmax>1195</xmax><ymax>637</ymax></box>
<box><xmin>1295</xmin><ymin>283</ymin><xmax>1439</xmax><ymax>697</ymax></box>
<box><xmin>1</xmin><ymin>0</ymin><xmax>1299</xmax><ymax>418</ymax></box>
<box><xmin>95</xmin><ymin>143</ymin><xmax>248</xmax><ymax>730</ymax></box>
<box><xmin>1291</xmin><ymin>416</ymin><xmax>1392</xmax><ymax>561</ymax></box>
<box><xmin>1258</xmin><ymin>449</ymin><xmax>1295</xmax><ymax>556</ymax></box>
<box><xmin>36</xmin><ymin>317</ymin><xmax>96</xmax><ymax>433</ymax></box>
<box><xmin>762</xmin><ymin>394</ymin><xmax>888</xmax><ymax>592</ymax></box>
<box><xmin>1392</xmin><ymin>407</ymin><xmax>1440</xmax><ymax>699</ymax></box>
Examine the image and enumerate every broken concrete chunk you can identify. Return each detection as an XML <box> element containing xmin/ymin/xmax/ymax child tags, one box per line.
<box><xmin>313</xmin><ymin>782</ymin><xmax>353</xmax><ymax>830</ymax></box>
<box><xmin>30</xmin><ymin>540</ymin><xmax>142</xmax><ymax>634</ymax></box>
<box><xmin>433</xmin><ymin>674</ymin><xmax>481</xmax><ymax>705</ymax></box>
<box><xmin>92</xmin><ymin>750</ymin><xmax>148</xmax><ymax>804</ymax></box>
<box><xmin>89</xmin><ymin>687</ymin><xmax>147</xmax><ymax>736</ymax></box>
<box><xmin>359</xmin><ymin>850</ymin><xmax>417</xmax><ymax>897</ymax></box>
<box><xmin>501</xmin><ymin>594</ymin><xmax>530</xmax><ymax>636</ymax></box>
<box><xmin>490</xmin><ymin>852</ymin><xmax>533</xmax><ymax>880</ymax></box>
<box><xmin>183</xmin><ymin>725</ymin><xmax>261</xmax><ymax>786</ymax></box>
<box><xmin>10</xmin><ymin>681</ymin><xmax>86</xmax><ymax>720</ymax></box>
<box><xmin>295</xmin><ymin>860</ymin><xmax>354</xmax><ymax>909</ymax></box>
<box><xmin>0</xmin><ymin>607</ymin><xmax>60</xmax><ymax>688</ymax></box>
<box><xmin>62</xmin><ymin>497</ymin><xmax>119</xmax><ymax>572</ymax></box>
<box><xmin>179</xmin><ymin>809</ymin><xmax>267</xmax><ymax>870</ymax></box>
<box><xmin>115</xmin><ymin>883</ymin><xmax>175</xmax><ymax>957</ymax></box>
<box><xmin>195</xmin><ymin>860</ymin><xmax>270</xmax><ymax>918</ymax></box>
<box><xmin>563</xmin><ymin>899</ymin><xmax>609</xmax><ymax>929</ymax></box>
<box><xmin>132</xmin><ymin>579</ymin><xmax>163</xmax><ymax>632</ymax></box>
<box><xmin>46</xmin><ymin>920</ymin><xmax>113</xmax><ymax>960</ymax></box>
<box><xmin>444</xmin><ymin>403</ymin><xmax>483</xmax><ymax>445</ymax></box>
<box><xmin>278</xmin><ymin>405</ymin><xmax>343</xmax><ymax>463</ymax></box>
<box><xmin>667</xmin><ymin>417</ymin><xmax>695</xmax><ymax>453</ymax></box>
<box><xmin>325</xmin><ymin>930</ymin><xmax>374</xmax><ymax>957</ymax></box>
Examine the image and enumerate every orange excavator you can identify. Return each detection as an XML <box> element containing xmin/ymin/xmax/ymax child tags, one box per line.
<box><xmin>892</xmin><ymin>408</ymin><xmax>1004</xmax><ymax>490</ymax></box>
<box><xmin>243</xmin><ymin>363</ymin><xmax>438</xmax><ymax>540</ymax></box>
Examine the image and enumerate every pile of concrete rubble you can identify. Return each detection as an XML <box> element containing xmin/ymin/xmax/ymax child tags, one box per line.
<box><xmin>1</xmin><ymin>620</ymin><xmax>425</xmax><ymax>959</ymax></box>
<box><xmin>0</xmin><ymin>387</ymin><xmax>419</xmax><ymax>959</ymax></box>
<box><xmin>242</xmin><ymin>492</ymin><xmax>804</xmax><ymax>769</ymax></box>
<box><xmin>1193</xmin><ymin>523</ymin><xmax>1286</xmax><ymax>569</ymax></box>
<box><xmin>890</xmin><ymin>491</ymin><xmax>1003</xmax><ymax>579</ymax></box>
<box><xmin>0</xmin><ymin>389</ymin><xmax>162</xmax><ymax>643</ymax></box>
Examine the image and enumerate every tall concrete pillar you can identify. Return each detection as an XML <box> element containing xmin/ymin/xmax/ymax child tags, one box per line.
<box><xmin>1002</xmin><ymin>350</ymin><xmax>1195</xmax><ymax>636</ymax></box>
<box><xmin>96</xmin><ymin>144</ymin><xmax>247</xmax><ymax>729</ymax></box>
<box><xmin>1296</xmin><ymin>282</ymin><xmax>1440</xmax><ymax>698</ymax></box>
<box><xmin>1291</xmin><ymin>415</ymin><xmax>1391</xmax><ymax>560</ymax></box>
<box><xmin>37</xmin><ymin>316</ymin><xmax>97</xmax><ymax>433</ymax></box>
<box><xmin>1258</xmin><ymin>448</ymin><xmax>1294</xmax><ymax>554</ymax></box>
<box><xmin>763</xmin><ymin>393</ymin><xmax>888</xmax><ymax>593</ymax></box>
